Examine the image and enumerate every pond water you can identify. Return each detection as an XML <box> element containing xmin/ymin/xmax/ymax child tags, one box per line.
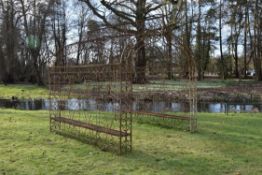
<box><xmin>0</xmin><ymin>98</ymin><xmax>261</xmax><ymax>113</ymax></box>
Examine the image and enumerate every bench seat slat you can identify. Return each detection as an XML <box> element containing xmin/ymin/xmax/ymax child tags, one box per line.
<box><xmin>131</xmin><ymin>111</ymin><xmax>191</xmax><ymax>120</ymax></box>
<box><xmin>51</xmin><ymin>117</ymin><xmax>129</xmax><ymax>137</ymax></box>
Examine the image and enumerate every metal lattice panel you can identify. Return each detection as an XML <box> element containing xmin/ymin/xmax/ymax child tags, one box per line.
<box><xmin>49</xmin><ymin>63</ymin><xmax>133</xmax><ymax>154</ymax></box>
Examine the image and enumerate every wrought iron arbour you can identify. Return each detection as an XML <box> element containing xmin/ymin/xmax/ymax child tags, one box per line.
<box><xmin>48</xmin><ymin>19</ymin><xmax>198</xmax><ymax>154</ymax></box>
<box><xmin>49</xmin><ymin>63</ymin><xmax>133</xmax><ymax>154</ymax></box>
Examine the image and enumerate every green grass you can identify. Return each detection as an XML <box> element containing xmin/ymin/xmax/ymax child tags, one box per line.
<box><xmin>0</xmin><ymin>109</ymin><xmax>262</xmax><ymax>175</ymax></box>
<box><xmin>0</xmin><ymin>84</ymin><xmax>49</xmax><ymax>99</ymax></box>
<box><xmin>72</xmin><ymin>80</ymin><xmax>229</xmax><ymax>92</ymax></box>
<box><xmin>71</xmin><ymin>79</ymin><xmax>262</xmax><ymax>93</ymax></box>
<box><xmin>0</xmin><ymin>80</ymin><xmax>261</xmax><ymax>99</ymax></box>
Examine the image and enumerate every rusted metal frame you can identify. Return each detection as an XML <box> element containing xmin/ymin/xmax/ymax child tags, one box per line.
<box><xmin>188</xmin><ymin>51</ymin><xmax>198</xmax><ymax>133</ymax></box>
<box><xmin>118</xmin><ymin>65</ymin><xmax>133</xmax><ymax>154</ymax></box>
<box><xmin>49</xmin><ymin>67</ymin><xmax>60</xmax><ymax>132</ymax></box>
<box><xmin>131</xmin><ymin>111</ymin><xmax>190</xmax><ymax>121</ymax></box>
<box><xmin>49</xmin><ymin>63</ymin><xmax>133</xmax><ymax>154</ymax></box>
<box><xmin>51</xmin><ymin>117</ymin><xmax>129</xmax><ymax>137</ymax></box>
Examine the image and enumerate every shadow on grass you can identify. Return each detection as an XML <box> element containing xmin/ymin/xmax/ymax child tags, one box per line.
<box><xmin>123</xmin><ymin>145</ymin><xmax>231</xmax><ymax>175</ymax></box>
<box><xmin>135</xmin><ymin>116</ymin><xmax>191</xmax><ymax>131</ymax></box>
<box><xmin>52</xmin><ymin>128</ymin><xmax>124</xmax><ymax>154</ymax></box>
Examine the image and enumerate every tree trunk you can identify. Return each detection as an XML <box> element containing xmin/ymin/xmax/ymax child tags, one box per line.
<box><xmin>0</xmin><ymin>45</ymin><xmax>6</xmax><ymax>82</ymax></box>
<box><xmin>31</xmin><ymin>50</ymin><xmax>43</xmax><ymax>85</ymax></box>
<box><xmin>166</xmin><ymin>31</ymin><xmax>173</xmax><ymax>79</ymax></box>
<box><xmin>76</xmin><ymin>26</ymin><xmax>83</xmax><ymax>65</ymax></box>
<box><xmin>219</xmin><ymin>0</ymin><xmax>225</xmax><ymax>79</ymax></box>
<box><xmin>182</xmin><ymin>0</ymin><xmax>191</xmax><ymax>78</ymax></box>
<box><xmin>254</xmin><ymin>0</ymin><xmax>262</xmax><ymax>80</ymax></box>
<box><xmin>134</xmin><ymin>33</ymin><xmax>146</xmax><ymax>83</ymax></box>
<box><xmin>243</xmin><ymin>4</ymin><xmax>248</xmax><ymax>78</ymax></box>
<box><xmin>234</xmin><ymin>40</ymin><xmax>239</xmax><ymax>78</ymax></box>
<box><xmin>134</xmin><ymin>0</ymin><xmax>147</xmax><ymax>84</ymax></box>
<box><xmin>4</xmin><ymin>3</ymin><xmax>17</xmax><ymax>83</ymax></box>
<box><xmin>196</xmin><ymin>1</ymin><xmax>203</xmax><ymax>81</ymax></box>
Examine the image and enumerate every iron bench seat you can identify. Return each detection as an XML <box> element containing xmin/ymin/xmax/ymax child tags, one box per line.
<box><xmin>130</xmin><ymin>111</ymin><xmax>191</xmax><ymax>120</ymax></box>
<box><xmin>51</xmin><ymin>116</ymin><xmax>130</xmax><ymax>137</ymax></box>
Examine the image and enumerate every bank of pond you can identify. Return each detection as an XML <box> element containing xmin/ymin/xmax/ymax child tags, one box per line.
<box><xmin>0</xmin><ymin>98</ymin><xmax>261</xmax><ymax>113</ymax></box>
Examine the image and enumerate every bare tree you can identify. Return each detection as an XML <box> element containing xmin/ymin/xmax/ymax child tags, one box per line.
<box><xmin>160</xmin><ymin>0</ymin><xmax>183</xmax><ymax>79</ymax></box>
<box><xmin>51</xmin><ymin>0</ymin><xmax>67</xmax><ymax>66</ymax></box>
<box><xmin>0</xmin><ymin>0</ymin><xmax>21</xmax><ymax>83</ymax></box>
<box><xmin>75</xmin><ymin>3</ymin><xmax>89</xmax><ymax>65</ymax></box>
<box><xmin>79</xmin><ymin>0</ymin><xmax>176</xmax><ymax>83</ymax></box>
<box><xmin>18</xmin><ymin>0</ymin><xmax>55</xmax><ymax>85</ymax></box>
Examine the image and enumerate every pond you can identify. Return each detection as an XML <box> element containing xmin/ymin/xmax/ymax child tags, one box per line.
<box><xmin>0</xmin><ymin>98</ymin><xmax>261</xmax><ymax>113</ymax></box>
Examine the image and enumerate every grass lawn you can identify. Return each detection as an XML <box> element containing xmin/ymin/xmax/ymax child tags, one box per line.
<box><xmin>0</xmin><ymin>84</ymin><xmax>49</xmax><ymax>99</ymax></box>
<box><xmin>0</xmin><ymin>109</ymin><xmax>262</xmax><ymax>175</ymax></box>
<box><xmin>0</xmin><ymin>79</ymin><xmax>261</xmax><ymax>99</ymax></box>
<box><xmin>133</xmin><ymin>79</ymin><xmax>262</xmax><ymax>92</ymax></box>
<box><xmin>73</xmin><ymin>79</ymin><xmax>260</xmax><ymax>92</ymax></box>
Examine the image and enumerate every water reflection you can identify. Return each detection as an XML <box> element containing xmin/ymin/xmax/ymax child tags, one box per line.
<box><xmin>0</xmin><ymin>98</ymin><xmax>261</xmax><ymax>113</ymax></box>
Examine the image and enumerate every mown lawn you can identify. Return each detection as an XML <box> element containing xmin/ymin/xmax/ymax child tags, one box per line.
<box><xmin>0</xmin><ymin>109</ymin><xmax>261</xmax><ymax>175</ymax></box>
<box><xmin>0</xmin><ymin>79</ymin><xmax>261</xmax><ymax>99</ymax></box>
<box><xmin>0</xmin><ymin>84</ymin><xmax>49</xmax><ymax>99</ymax></box>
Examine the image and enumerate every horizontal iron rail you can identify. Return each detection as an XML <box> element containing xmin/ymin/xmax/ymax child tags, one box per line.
<box><xmin>51</xmin><ymin>116</ymin><xmax>129</xmax><ymax>137</ymax></box>
<box><xmin>129</xmin><ymin>111</ymin><xmax>191</xmax><ymax>120</ymax></box>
